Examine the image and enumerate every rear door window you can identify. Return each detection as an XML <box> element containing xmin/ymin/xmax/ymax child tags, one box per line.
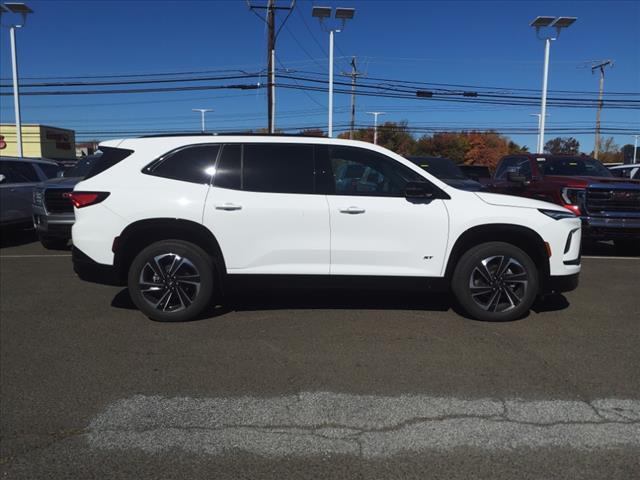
<box><xmin>0</xmin><ymin>160</ymin><xmax>39</xmax><ymax>183</ymax></box>
<box><xmin>242</xmin><ymin>143</ymin><xmax>315</xmax><ymax>194</ymax></box>
<box><xmin>213</xmin><ymin>144</ymin><xmax>241</xmax><ymax>190</ymax></box>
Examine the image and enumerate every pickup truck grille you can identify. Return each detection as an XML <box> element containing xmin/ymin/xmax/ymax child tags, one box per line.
<box><xmin>585</xmin><ymin>187</ymin><xmax>640</xmax><ymax>214</ymax></box>
<box><xmin>44</xmin><ymin>188</ymin><xmax>73</xmax><ymax>214</ymax></box>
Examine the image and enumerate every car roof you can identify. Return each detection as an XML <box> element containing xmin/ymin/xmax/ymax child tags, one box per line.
<box><xmin>0</xmin><ymin>156</ymin><xmax>59</xmax><ymax>165</ymax></box>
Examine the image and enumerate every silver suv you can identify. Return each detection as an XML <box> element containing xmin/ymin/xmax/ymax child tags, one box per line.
<box><xmin>0</xmin><ymin>157</ymin><xmax>61</xmax><ymax>228</ymax></box>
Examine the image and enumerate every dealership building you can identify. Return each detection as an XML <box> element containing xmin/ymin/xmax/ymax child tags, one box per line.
<box><xmin>0</xmin><ymin>124</ymin><xmax>77</xmax><ymax>164</ymax></box>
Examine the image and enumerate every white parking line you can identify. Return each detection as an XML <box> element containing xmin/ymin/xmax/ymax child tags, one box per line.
<box><xmin>0</xmin><ymin>254</ymin><xmax>71</xmax><ymax>258</ymax></box>
<box><xmin>582</xmin><ymin>255</ymin><xmax>640</xmax><ymax>260</ymax></box>
<box><xmin>86</xmin><ymin>393</ymin><xmax>640</xmax><ymax>457</ymax></box>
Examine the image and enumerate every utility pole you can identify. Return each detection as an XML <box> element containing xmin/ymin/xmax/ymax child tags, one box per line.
<box><xmin>366</xmin><ymin>112</ymin><xmax>385</xmax><ymax>145</ymax></box>
<box><xmin>247</xmin><ymin>1</ymin><xmax>295</xmax><ymax>134</ymax></box>
<box><xmin>341</xmin><ymin>57</ymin><xmax>365</xmax><ymax>139</ymax></box>
<box><xmin>591</xmin><ymin>60</ymin><xmax>613</xmax><ymax>160</ymax></box>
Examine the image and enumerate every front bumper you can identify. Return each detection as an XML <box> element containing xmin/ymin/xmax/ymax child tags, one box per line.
<box><xmin>72</xmin><ymin>247</ymin><xmax>124</xmax><ymax>286</ymax></box>
<box><xmin>581</xmin><ymin>215</ymin><xmax>640</xmax><ymax>240</ymax></box>
<box><xmin>32</xmin><ymin>204</ymin><xmax>74</xmax><ymax>239</ymax></box>
<box><xmin>544</xmin><ymin>273</ymin><xmax>580</xmax><ymax>294</ymax></box>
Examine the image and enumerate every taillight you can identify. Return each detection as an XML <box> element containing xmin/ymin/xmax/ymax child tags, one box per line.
<box><xmin>63</xmin><ymin>191</ymin><xmax>110</xmax><ymax>208</ymax></box>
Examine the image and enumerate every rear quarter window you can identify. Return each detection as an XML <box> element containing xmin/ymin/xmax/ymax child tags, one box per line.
<box><xmin>85</xmin><ymin>147</ymin><xmax>134</xmax><ymax>180</ymax></box>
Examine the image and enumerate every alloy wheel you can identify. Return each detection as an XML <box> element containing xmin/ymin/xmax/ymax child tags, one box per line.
<box><xmin>468</xmin><ymin>255</ymin><xmax>528</xmax><ymax>313</ymax></box>
<box><xmin>138</xmin><ymin>253</ymin><xmax>201</xmax><ymax>312</ymax></box>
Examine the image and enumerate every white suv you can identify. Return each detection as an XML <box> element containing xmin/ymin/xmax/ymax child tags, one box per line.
<box><xmin>70</xmin><ymin>135</ymin><xmax>581</xmax><ymax>322</ymax></box>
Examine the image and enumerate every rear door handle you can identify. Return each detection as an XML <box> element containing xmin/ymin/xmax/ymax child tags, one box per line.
<box><xmin>215</xmin><ymin>203</ymin><xmax>242</xmax><ymax>211</ymax></box>
<box><xmin>339</xmin><ymin>206</ymin><xmax>366</xmax><ymax>214</ymax></box>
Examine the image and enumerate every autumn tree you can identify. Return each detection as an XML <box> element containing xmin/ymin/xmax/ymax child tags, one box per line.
<box><xmin>463</xmin><ymin>131</ymin><xmax>510</xmax><ymax>170</ymax></box>
<box><xmin>413</xmin><ymin>133</ymin><xmax>470</xmax><ymax>163</ymax></box>
<box><xmin>544</xmin><ymin>137</ymin><xmax>580</xmax><ymax>155</ymax></box>
<box><xmin>594</xmin><ymin>137</ymin><xmax>622</xmax><ymax>163</ymax></box>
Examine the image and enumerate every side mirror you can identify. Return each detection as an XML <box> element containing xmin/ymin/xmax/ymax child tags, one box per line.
<box><xmin>404</xmin><ymin>181</ymin><xmax>435</xmax><ymax>200</ymax></box>
<box><xmin>56</xmin><ymin>170</ymin><xmax>64</xmax><ymax>178</ymax></box>
<box><xmin>0</xmin><ymin>174</ymin><xmax>5</xmax><ymax>183</ymax></box>
<box><xmin>506</xmin><ymin>171</ymin><xmax>527</xmax><ymax>184</ymax></box>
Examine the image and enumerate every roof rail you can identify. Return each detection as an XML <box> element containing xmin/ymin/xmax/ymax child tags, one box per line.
<box><xmin>138</xmin><ymin>132</ymin><xmax>328</xmax><ymax>139</ymax></box>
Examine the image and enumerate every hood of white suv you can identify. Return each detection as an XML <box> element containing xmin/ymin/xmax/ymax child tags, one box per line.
<box><xmin>474</xmin><ymin>191</ymin><xmax>563</xmax><ymax>211</ymax></box>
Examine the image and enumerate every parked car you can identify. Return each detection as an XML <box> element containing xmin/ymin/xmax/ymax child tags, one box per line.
<box><xmin>0</xmin><ymin>157</ymin><xmax>62</xmax><ymax>228</ymax></box>
<box><xmin>70</xmin><ymin>135</ymin><xmax>581</xmax><ymax>323</ymax></box>
<box><xmin>608</xmin><ymin>164</ymin><xmax>640</xmax><ymax>180</ymax></box>
<box><xmin>459</xmin><ymin>164</ymin><xmax>492</xmax><ymax>183</ymax></box>
<box><xmin>32</xmin><ymin>155</ymin><xmax>100</xmax><ymax>249</ymax></box>
<box><xmin>407</xmin><ymin>156</ymin><xmax>484</xmax><ymax>191</ymax></box>
<box><xmin>488</xmin><ymin>154</ymin><xmax>640</xmax><ymax>252</ymax></box>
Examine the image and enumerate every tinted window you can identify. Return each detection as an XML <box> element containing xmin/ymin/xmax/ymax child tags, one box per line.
<box><xmin>538</xmin><ymin>157</ymin><xmax>612</xmax><ymax>177</ymax></box>
<box><xmin>86</xmin><ymin>147</ymin><xmax>134</xmax><ymax>179</ymax></box>
<box><xmin>243</xmin><ymin>144</ymin><xmax>315</xmax><ymax>194</ymax></box>
<box><xmin>38</xmin><ymin>163</ymin><xmax>62</xmax><ymax>179</ymax></box>
<box><xmin>0</xmin><ymin>160</ymin><xmax>39</xmax><ymax>183</ymax></box>
<box><xmin>65</xmin><ymin>155</ymin><xmax>100</xmax><ymax>178</ymax></box>
<box><xmin>496</xmin><ymin>157</ymin><xmax>531</xmax><ymax>180</ymax></box>
<box><xmin>214</xmin><ymin>144</ymin><xmax>241</xmax><ymax>190</ymax></box>
<box><xmin>329</xmin><ymin>146</ymin><xmax>423</xmax><ymax>196</ymax></box>
<box><xmin>408</xmin><ymin>157</ymin><xmax>466</xmax><ymax>180</ymax></box>
<box><xmin>148</xmin><ymin>145</ymin><xmax>219</xmax><ymax>184</ymax></box>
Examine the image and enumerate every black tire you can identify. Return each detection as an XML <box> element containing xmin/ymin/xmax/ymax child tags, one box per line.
<box><xmin>614</xmin><ymin>239</ymin><xmax>640</xmax><ymax>255</ymax></box>
<box><xmin>451</xmin><ymin>242</ymin><xmax>539</xmax><ymax>322</ymax></box>
<box><xmin>127</xmin><ymin>240</ymin><xmax>216</xmax><ymax>322</ymax></box>
<box><xmin>39</xmin><ymin>234</ymin><xmax>69</xmax><ymax>250</ymax></box>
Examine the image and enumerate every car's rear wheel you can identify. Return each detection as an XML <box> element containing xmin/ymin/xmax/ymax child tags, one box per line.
<box><xmin>614</xmin><ymin>239</ymin><xmax>640</xmax><ymax>255</ymax></box>
<box><xmin>128</xmin><ymin>240</ymin><xmax>216</xmax><ymax>322</ymax></box>
<box><xmin>451</xmin><ymin>242</ymin><xmax>539</xmax><ymax>322</ymax></box>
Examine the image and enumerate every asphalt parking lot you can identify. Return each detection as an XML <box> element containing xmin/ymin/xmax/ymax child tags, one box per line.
<box><xmin>1</xmin><ymin>230</ymin><xmax>639</xmax><ymax>479</ymax></box>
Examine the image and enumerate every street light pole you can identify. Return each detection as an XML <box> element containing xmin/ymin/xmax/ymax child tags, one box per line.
<box><xmin>530</xmin><ymin>16</ymin><xmax>577</xmax><ymax>154</ymax></box>
<box><xmin>312</xmin><ymin>6</ymin><xmax>355</xmax><ymax>138</ymax></box>
<box><xmin>192</xmin><ymin>109</ymin><xmax>213</xmax><ymax>133</ymax></box>
<box><xmin>538</xmin><ymin>37</ymin><xmax>551</xmax><ymax>154</ymax></box>
<box><xmin>328</xmin><ymin>28</ymin><xmax>335</xmax><ymax>137</ymax></box>
<box><xmin>367</xmin><ymin>112</ymin><xmax>384</xmax><ymax>145</ymax></box>
<box><xmin>1</xmin><ymin>2</ymin><xmax>34</xmax><ymax>158</ymax></box>
<box><xmin>9</xmin><ymin>25</ymin><xmax>23</xmax><ymax>157</ymax></box>
<box><xmin>633</xmin><ymin>134</ymin><xmax>639</xmax><ymax>164</ymax></box>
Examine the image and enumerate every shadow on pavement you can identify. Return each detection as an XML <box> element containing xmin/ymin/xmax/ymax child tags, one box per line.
<box><xmin>111</xmin><ymin>284</ymin><xmax>570</xmax><ymax>322</ymax></box>
<box><xmin>582</xmin><ymin>240</ymin><xmax>640</xmax><ymax>257</ymax></box>
<box><xmin>0</xmin><ymin>225</ymin><xmax>37</xmax><ymax>249</ymax></box>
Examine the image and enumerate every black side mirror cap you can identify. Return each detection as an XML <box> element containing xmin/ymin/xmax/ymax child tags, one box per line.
<box><xmin>404</xmin><ymin>181</ymin><xmax>450</xmax><ymax>201</ymax></box>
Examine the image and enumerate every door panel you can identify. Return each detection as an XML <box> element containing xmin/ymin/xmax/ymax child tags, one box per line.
<box><xmin>327</xmin><ymin>196</ymin><xmax>449</xmax><ymax>276</ymax></box>
<box><xmin>205</xmin><ymin>187</ymin><xmax>330</xmax><ymax>274</ymax></box>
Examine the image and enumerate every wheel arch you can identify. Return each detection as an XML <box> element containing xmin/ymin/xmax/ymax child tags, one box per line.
<box><xmin>444</xmin><ymin>223</ymin><xmax>550</xmax><ymax>289</ymax></box>
<box><xmin>113</xmin><ymin>218</ymin><xmax>227</xmax><ymax>286</ymax></box>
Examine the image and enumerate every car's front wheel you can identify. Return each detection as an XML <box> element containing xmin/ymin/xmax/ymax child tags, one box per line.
<box><xmin>451</xmin><ymin>242</ymin><xmax>539</xmax><ymax>322</ymax></box>
<box><xmin>128</xmin><ymin>240</ymin><xmax>216</xmax><ymax>322</ymax></box>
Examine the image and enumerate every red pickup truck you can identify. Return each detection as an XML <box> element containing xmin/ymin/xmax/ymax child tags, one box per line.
<box><xmin>489</xmin><ymin>154</ymin><xmax>640</xmax><ymax>252</ymax></box>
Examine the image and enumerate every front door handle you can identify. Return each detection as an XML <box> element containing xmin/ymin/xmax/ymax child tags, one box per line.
<box><xmin>215</xmin><ymin>203</ymin><xmax>242</xmax><ymax>211</ymax></box>
<box><xmin>339</xmin><ymin>206</ymin><xmax>366</xmax><ymax>214</ymax></box>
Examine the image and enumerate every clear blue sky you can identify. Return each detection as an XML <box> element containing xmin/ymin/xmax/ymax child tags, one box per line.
<box><xmin>1</xmin><ymin>0</ymin><xmax>638</xmax><ymax>152</ymax></box>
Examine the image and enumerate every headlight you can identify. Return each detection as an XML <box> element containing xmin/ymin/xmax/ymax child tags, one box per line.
<box><xmin>33</xmin><ymin>189</ymin><xmax>44</xmax><ymax>206</ymax></box>
<box><xmin>539</xmin><ymin>208</ymin><xmax>577</xmax><ymax>220</ymax></box>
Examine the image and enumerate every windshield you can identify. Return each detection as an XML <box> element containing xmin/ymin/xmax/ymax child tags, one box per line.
<box><xmin>408</xmin><ymin>157</ymin><xmax>466</xmax><ymax>180</ymax></box>
<box><xmin>538</xmin><ymin>157</ymin><xmax>613</xmax><ymax>177</ymax></box>
<box><xmin>63</xmin><ymin>154</ymin><xmax>101</xmax><ymax>178</ymax></box>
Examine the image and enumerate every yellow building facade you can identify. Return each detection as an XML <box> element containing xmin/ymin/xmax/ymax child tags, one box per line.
<box><xmin>0</xmin><ymin>124</ymin><xmax>76</xmax><ymax>160</ymax></box>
